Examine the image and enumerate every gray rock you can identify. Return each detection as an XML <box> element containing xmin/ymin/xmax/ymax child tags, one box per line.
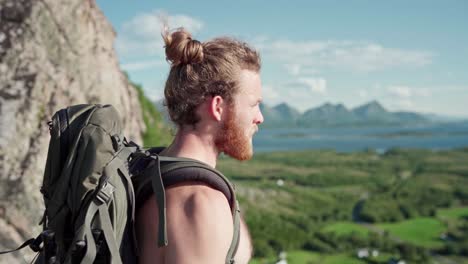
<box><xmin>0</xmin><ymin>0</ymin><xmax>145</xmax><ymax>262</ymax></box>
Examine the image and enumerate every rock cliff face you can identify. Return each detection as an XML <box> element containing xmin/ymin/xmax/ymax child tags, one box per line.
<box><xmin>0</xmin><ymin>0</ymin><xmax>144</xmax><ymax>262</ymax></box>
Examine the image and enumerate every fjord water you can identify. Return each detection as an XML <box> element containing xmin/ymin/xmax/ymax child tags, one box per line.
<box><xmin>253</xmin><ymin>122</ymin><xmax>468</xmax><ymax>152</ymax></box>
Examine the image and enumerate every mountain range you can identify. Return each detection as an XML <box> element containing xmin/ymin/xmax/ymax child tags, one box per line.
<box><xmin>260</xmin><ymin>100</ymin><xmax>440</xmax><ymax>128</ymax></box>
<box><xmin>154</xmin><ymin>100</ymin><xmax>464</xmax><ymax>128</ymax></box>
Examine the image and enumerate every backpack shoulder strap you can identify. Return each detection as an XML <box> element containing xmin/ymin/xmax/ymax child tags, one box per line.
<box><xmin>161</xmin><ymin>160</ymin><xmax>241</xmax><ymax>264</ymax></box>
<box><xmin>133</xmin><ymin>155</ymin><xmax>240</xmax><ymax>263</ymax></box>
<box><xmin>159</xmin><ymin>158</ymin><xmax>234</xmax><ymax>204</ymax></box>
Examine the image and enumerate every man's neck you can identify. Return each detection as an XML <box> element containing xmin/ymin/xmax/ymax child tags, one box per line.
<box><xmin>161</xmin><ymin>128</ymin><xmax>219</xmax><ymax>168</ymax></box>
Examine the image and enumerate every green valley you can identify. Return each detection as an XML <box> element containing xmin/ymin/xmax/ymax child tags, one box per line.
<box><xmin>217</xmin><ymin>148</ymin><xmax>468</xmax><ymax>264</ymax></box>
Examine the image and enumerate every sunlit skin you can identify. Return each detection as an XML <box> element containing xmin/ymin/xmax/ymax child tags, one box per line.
<box><xmin>136</xmin><ymin>69</ymin><xmax>264</xmax><ymax>264</ymax></box>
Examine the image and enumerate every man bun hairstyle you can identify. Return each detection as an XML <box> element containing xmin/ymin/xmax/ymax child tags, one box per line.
<box><xmin>162</xmin><ymin>27</ymin><xmax>261</xmax><ymax>127</ymax></box>
<box><xmin>163</xmin><ymin>28</ymin><xmax>204</xmax><ymax>66</ymax></box>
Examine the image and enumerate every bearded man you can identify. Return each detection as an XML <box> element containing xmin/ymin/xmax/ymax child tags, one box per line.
<box><xmin>136</xmin><ymin>27</ymin><xmax>264</xmax><ymax>264</ymax></box>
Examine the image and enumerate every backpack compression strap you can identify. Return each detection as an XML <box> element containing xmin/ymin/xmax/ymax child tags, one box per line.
<box><xmin>135</xmin><ymin>156</ymin><xmax>241</xmax><ymax>264</ymax></box>
<box><xmin>73</xmin><ymin>146</ymin><xmax>136</xmax><ymax>264</ymax></box>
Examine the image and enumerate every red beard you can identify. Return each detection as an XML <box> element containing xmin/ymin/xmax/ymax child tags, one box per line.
<box><xmin>215</xmin><ymin>108</ymin><xmax>253</xmax><ymax>161</ymax></box>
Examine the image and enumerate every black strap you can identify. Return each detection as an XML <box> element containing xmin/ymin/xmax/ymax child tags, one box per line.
<box><xmin>163</xmin><ymin>164</ymin><xmax>233</xmax><ymax>202</ymax></box>
<box><xmin>134</xmin><ymin>162</ymin><xmax>234</xmax><ymax>211</ymax></box>
<box><xmin>0</xmin><ymin>237</ymin><xmax>40</xmax><ymax>255</ymax></box>
<box><xmin>145</xmin><ymin>156</ymin><xmax>168</xmax><ymax>247</ymax></box>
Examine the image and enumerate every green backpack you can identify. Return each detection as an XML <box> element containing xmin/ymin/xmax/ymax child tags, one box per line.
<box><xmin>0</xmin><ymin>104</ymin><xmax>240</xmax><ymax>264</ymax></box>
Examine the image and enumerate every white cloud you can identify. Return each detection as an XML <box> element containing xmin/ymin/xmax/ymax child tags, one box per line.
<box><xmin>283</xmin><ymin>64</ymin><xmax>319</xmax><ymax>76</ymax></box>
<box><xmin>116</xmin><ymin>10</ymin><xmax>204</xmax><ymax>59</ymax></box>
<box><xmin>358</xmin><ymin>89</ymin><xmax>369</xmax><ymax>98</ymax></box>
<box><xmin>297</xmin><ymin>77</ymin><xmax>327</xmax><ymax>94</ymax></box>
<box><xmin>387</xmin><ymin>85</ymin><xmax>412</xmax><ymax>98</ymax></box>
<box><xmin>255</xmin><ymin>39</ymin><xmax>434</xmax><ymax>74</ymax></box>
<box><xmin>383</xmin><ymin>85</ymin><xmax>437</xmax><ymax>112</ymax></box>
<box><xmin>415</xmin><ymin>88</ymin><xmax>431</xmax><ymax>97</ymax></box>
<box><xmin>284</xmin><ymin>64</ymin><xmax>301</xmax><ymax>76</ymax></box>
<box><xmin>262</xmin><ymin>78</ymin><xmax>329</xmax><ymax>111</ymax></box>
<box><xmin>386</xmin><ymin>98</ymin><xmax>415</xmax><ymax>112</ymax></box>
<box><xmin>121</xmin><ymin>60</ymin><xmax>166</xmax><ymax>71</ymax></box>
<box><xmin>122</xmin><ymin>12</ymin><xmax>203</xmax><ymax>38</ymax></box>
<box><xmin>262</xmin><ymin>84</ymin><xmax>281</xmax><ymax>105</ymax></box>
<box><xmin>145</xmin><ymin>88</ymin><xmax>164</xmax><ymax>102</ymax></box>
<box><xmin>397</xmin><ymin>99</ymin><xmax>414</xmax><ymax>108</ymax></box>
<box><xmin>387</xmin><ymin>85</ymin><xmax>432</xmax><ymax>100</ymax></box>
<box><xmin>281</xmin><ymin>77</ymin><xmax>327</xmax><ymax>105</ymax></box>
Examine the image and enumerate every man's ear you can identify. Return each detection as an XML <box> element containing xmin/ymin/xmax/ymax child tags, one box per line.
<box><xmin>209</xmin><ymin>95</ymin><xmax>224</xmax><ymax>122</ymax></box>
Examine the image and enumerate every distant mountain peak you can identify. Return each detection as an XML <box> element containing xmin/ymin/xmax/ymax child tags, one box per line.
<box><xmin>354</xmin><ymin>100</ymin><xmax>386</xmax><ymax>115</ymax></box>
<box><xmin>259</xmin><ymin>100</ymin><xmax>433</xmax><ymax>128</ymax></box>
<box><xmin>275</xmin><ymin>102</ymin><xmax>291</xmax><ymax>107</ymax></box>
<box><xmin>274</xmin><ymin>102</ymin><xmax>296</xmax><ymax>111</ymax></box>
<box><xmin>367</xmin><ymin>100</ymin><xmax>385</xmax><ymax>109</ymax></box>
<box><xmin>336</xmin><ymin>103</ymin><xmax>347</xmax><ymax>111</ymax></box>
<box><xmin>313</xmin><ymin>102</ymin><xmax>349</xmax><ymax>113</ymax></box>
<box><xmin>272</xmin><ymin>102</ymin><xmax>300</xmax><ymax>120</ymax></box>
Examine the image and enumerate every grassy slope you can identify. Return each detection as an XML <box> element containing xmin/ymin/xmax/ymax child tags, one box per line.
<box><xmin>438</xmin><ymin>207</ymin><xmax>468</xmax><ymax>219</ymax></box>
<box><xmin>322</xmin><ymin>222</ymin><xmax>371</xmax><ymax>237</ymax></box>
<box><xmin>377</xmin><ymin>218</ymin><xmax>446</xmax><ymax>249</ymax></box>
<box><xmin>324</xmin><ymin>210</ymin><xmax>468</xmax><ymax>250</ymax></box>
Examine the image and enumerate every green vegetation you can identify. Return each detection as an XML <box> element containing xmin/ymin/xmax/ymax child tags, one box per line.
<box><xmin>216</xmin><ymin>148</ymin><xmax>468</xmax><ymax>263</ymax></box>
<box><xmin>131</xmin><ymin>79</ymin><xmax>173</xmax><ymax>147</ymax></box>
<box><xmin>438</xmin><ymin>207</ymin><xmax>468</xmax><ymax>219</ymax></box>
<box><xmin>287</xmin><ymin>251</ymin><xmax>365</xmax><ymax>264</ymax></box>
<box><xmin>251</xmin><ymin>250</ymin><xmax>366</xmax><ymax>264</ymax></box>
<box><xmin>377</xmin><ymin>218</ymin><xmax>445</xmax><ymax>249</ymax></box>
<box><xmin>322</xmin><ymin>222</ymin><xmax>370</xmax><ymax>237</ymax></box>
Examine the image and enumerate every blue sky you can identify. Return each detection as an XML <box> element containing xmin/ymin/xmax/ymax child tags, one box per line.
<box><xmin>96</xmin><ymin>0</ymin><xmax>468</xmax><ymax>117</ymax></box>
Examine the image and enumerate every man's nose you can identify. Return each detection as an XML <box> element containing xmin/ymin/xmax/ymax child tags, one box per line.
<box><xmin>255</xmin><ymin>109</ymin><xmax>264</xmax><ymax>124</ymax></box>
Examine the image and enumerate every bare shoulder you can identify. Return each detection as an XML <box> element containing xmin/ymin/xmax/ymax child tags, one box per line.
<box><xmin>165</xmin><ymin>182</ymin><xmax>234</xmax><ymax>247</ymax></box>
<box><xmin>166</xmin><ymin>181</ymin><xmax>232</xmax><ymax>215</ymax></box>
<box><xmin>137</xmin><ymin>181</ymin><xmax>233</xmax><ymax>264</ymax></box>
<box><xmin>138</xmin><ymin>181</ymin><xmax>231</xmax><ymax>216</ymax></box>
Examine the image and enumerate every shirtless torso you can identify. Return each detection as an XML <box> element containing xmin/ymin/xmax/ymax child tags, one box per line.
<box><xmin>136</xmin><ymin>182</ymin><xmax>252</xmax><ymax>264</ymax></box>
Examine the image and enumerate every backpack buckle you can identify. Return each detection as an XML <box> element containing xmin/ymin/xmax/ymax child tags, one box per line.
<box><xmin>111</xmin><ymin>134</ymin><xmax>122</xmax><ymax>151</ymax></box>
<box><xmin>95</xmin><ymin>182</ymin><xmax>115</xmax><ymax>205</ymax></box>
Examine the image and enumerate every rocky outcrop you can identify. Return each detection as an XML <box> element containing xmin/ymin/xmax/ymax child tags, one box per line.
<box><xmin>0</xmin><ymin>0</ymin><xmax>144</xmax><ymax>262</ymax></box>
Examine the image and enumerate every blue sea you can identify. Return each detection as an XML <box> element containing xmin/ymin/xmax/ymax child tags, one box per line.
<box><xmin>253</xmin><ymin>122</ymin><xmax>468</xmax><ymax>153</ymax></box>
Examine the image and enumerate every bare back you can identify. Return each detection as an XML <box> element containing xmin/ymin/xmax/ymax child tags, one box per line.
<box><xmin>136</xmin><ymin>181</ymin><xmax>252</xmax><ymax>264</ymax></box>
